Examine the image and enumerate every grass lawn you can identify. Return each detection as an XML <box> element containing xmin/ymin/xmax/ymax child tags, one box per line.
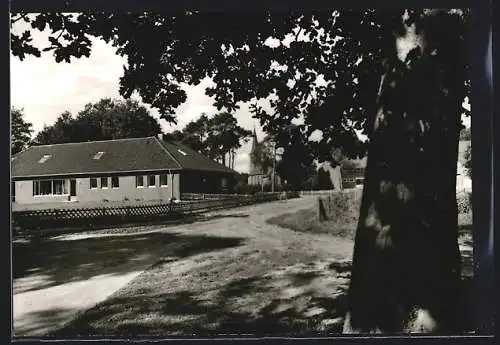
<box><xmin>267</xmin><ymin>190</ymin><xmax>361</xmax><ymax>240</ymax></box>
<box><xmin>268</xmin><ymin>191</ymin><xmax>473</xmax><ymax>241</ymax></box>
<box><xmin>267</xmin><ymin>195</ymin><xmax>473</xmax><ymax>278</ymax></box>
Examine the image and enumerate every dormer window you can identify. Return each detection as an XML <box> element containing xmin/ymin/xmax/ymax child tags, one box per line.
<box><xmin>38</xmin><ymin>154</ymin><xmax>52</xmax><ymax>163</ymax></box>
<box><xmin>177</xmin><ymin>149</ymin><xmax>187</xmax><ymax>156</ymax></box>
<box><xmin>93</xmin><ymin>151</ymin><xmax>105</xmax><ymax>160</ymax></box>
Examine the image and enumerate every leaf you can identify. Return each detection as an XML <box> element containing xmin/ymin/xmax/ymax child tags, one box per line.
<box><xmin>11</xmin><ymin>10</ymin><xmax>469</xmax><ymax>165</ymax></box>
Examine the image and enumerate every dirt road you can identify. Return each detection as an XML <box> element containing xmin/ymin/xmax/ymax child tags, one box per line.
<box><xmin>13</xmin><ymin>196</ymin><xmax>355</xmax><ymax>337</ymax></box>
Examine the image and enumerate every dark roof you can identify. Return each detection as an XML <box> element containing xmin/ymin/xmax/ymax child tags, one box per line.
<box><xmin>12</xmin><ymin>137</ymin><xmax>235</xmax><ymax>178</ymax></box>
<box><xmin>158</xmin><ymin>140</ymin><xmax>235</xmax><ymax>174</ymax></box>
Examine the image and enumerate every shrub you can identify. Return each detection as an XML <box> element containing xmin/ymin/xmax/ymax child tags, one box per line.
<box><xmin>234</xmin><ymin>183</ymin><xmax>262</xmax><ymax>195</ymax></box>
<box><xmin>457</xmin><ymin>192</ymin><xmax>472</xmax><ymax>214</ymax></box>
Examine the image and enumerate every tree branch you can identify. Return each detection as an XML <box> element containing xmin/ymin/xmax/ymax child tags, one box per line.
<box><xmin>11</xmin><ymin>13</ymin><xmax>29</xmax><ymax>24</ymax></box>
<box><xmin>294</xmin><ymin>27</ymin><xmax>303</xmax><ymax>42</ymax></box>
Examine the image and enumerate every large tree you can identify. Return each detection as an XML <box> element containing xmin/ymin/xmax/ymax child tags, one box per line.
<box><xmin>166</xmin><ymin>112</ymin><xmax>251</xmax><ymax>167</ymax></box>
<box><xmin>177</xmin><ymin>113</ymin><xmax>211</xmax><ymax>154</ymax></box>
<box><xmin>11</xmin><ymin>9</ymin><xmax>472</xmax><ymax>333</ymax></box>
<box><xmin>32</xmin><ymin>98</ymin><xmax>163</xmax><ymax>145</ymax></box>
<box><xmin>276</xmin><ymin>126</ymin><xmax>316</xmax><ymax>190</ymax></box>
<box><xmin>11</xmin><ymin>107</ymin><xmax>33</xmax><ymax>155</ymax></box>
<box><xmin>205</xmin><ymin>112</ymin><xmax>252</xmax><ymax>166</ymax></box>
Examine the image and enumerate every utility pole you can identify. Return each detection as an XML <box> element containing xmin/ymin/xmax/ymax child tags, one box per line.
<box><xmin>271</xmin><ymin>142</ymin><xmax>276</xmax><ymax>193</ymax></box>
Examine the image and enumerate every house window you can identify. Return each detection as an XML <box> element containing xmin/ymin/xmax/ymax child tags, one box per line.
<box><xmin>101</xmin><ymin>177</ymin><xmax>109</xmax><ymax>189</ymax></box>
<box><xmin>160</xmin><ymin>174</ymin><xmax>168</xmax><ymax>187</ymax></box>
<box><xmin>90</xmin><ymin>178</ymin><xmax>98</xmax><ymax>189</ymax></box>
<box><xmin>221</xmin><ymin>177</ymin><xmax>228</xmax><ymax>190</ymax></box>
<box><xmin>147</xmin><ymin>175</ymin><xmax>156</xmax><ymax>187</ymax></box>
<box><xmin>33</xmin><ymin>179</ymin><xmax>68</xmax><ymax>196</ymax></box>
<box><xmin>136</xmin><ymin>175</ymin><xmax>144</xmax><ymax>188</ymax></box>
<box><xmin>111</xmin><ymin>176</ymin><xmax>119</xmax><ymax>188</ymax></box>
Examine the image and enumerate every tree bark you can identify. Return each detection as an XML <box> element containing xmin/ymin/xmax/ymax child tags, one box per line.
<box><xmin>343</xmin><ymin>10</ymin><xmax>468</xmax><ymax>334</ymax></box>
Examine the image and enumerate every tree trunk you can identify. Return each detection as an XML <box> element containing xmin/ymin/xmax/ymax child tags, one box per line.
<box><xmin>343</xmin><ymin>10</ymin><xmax>468</xmax><ymax>334</ymax></box>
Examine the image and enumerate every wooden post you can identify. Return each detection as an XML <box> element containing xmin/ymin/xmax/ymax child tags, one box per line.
<box><xmin>316</xmin><ymin>196</ymin><xmax>321</xmax><ymax>222</ymax></box>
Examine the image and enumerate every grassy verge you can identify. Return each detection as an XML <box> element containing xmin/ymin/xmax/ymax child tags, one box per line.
<box><xmin>267</xmin><ymin>191</ymin><xmax>361</xmax><ymax>240</ymax></box>
<box><xmin>268</xmin><ymin>191</ymin><xmax>473</xmax><ymax>241</ymax></box>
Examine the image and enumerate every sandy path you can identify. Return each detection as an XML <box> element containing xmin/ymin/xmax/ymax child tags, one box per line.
<box><xmin>52</xmin><ymin>197</ymin><xmax>355</xmax><ymax>336</ymax></box>
<box><xmin>14</xmin><ymin>196</ymin><xmax>353</xmax><ymax>337</ymax></box>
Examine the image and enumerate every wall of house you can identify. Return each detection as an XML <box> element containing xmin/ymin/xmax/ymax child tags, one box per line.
<box><xmin>14</xmin><ymin>180</ymin><xmax>70</xmax><ymax>204</ymax></box>
<box><xmin>326</xmin><ymin>165</ymin><xmax>343</xmax><ymax>190</ymax></box>
<box><xmin>75</xmin><ymin>173</ymin><xmax>179</xmax><ymax>203</ymax></box>
<box><xmin>13</xmin><ymin>172</ymin><xmax>180</xmax><ymax>205</ymax></box>
<box><xmin>180</xmin><ymin>171</ymin><xmax>236</xmax><ymax>194</ymax></box>
<box><xmin>248</xmin><ymin>174</ymin><xmax>265</xmax><ymax>186</ymax></box>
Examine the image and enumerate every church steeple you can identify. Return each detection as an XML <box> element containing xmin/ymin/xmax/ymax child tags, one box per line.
<box><xmin>249</xmin><ymin>125</ymin><xmax>262</xmax><ymax>175</ymax></box>
<box><xmin>250</xmin><ymin>126</ymin><xmax>258</xmax><ymax>152</ymax></box>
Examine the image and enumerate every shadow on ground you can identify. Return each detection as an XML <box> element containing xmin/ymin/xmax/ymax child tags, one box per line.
<box><xmin>52</xmin><ymin>262</ymin><xmax>351</xmax><ymax>338</ymax></box>
<box><xmin>13</xmin><ymin>213</ymin><xmax>251</xmax><ymax>241</ymax></box>
<box><xmin>50</xmin><ymin>246</ymin><xmax>475</xmax><ymax>338</ymax></box>
<box><xmin>13</xmin><ymin>307</ymin><xmax>79</xmax><ymax>337</ymax></box>
<box><xmin>197</xmin><ymin>213</ymin><xmax>250</xmax><ymax>222</ymax></box>
<box><xmin>13</xmin><ymin>232</ymin><xmax>246</xmax><ymax>294</ymax></box>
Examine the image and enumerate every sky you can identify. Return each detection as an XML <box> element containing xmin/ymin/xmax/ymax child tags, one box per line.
<box><xmin>10</xmin><ymin>18</ymin><xmax>471</xmax><ymax>173</ymax></box>
<box><xmin>10</xmin><ymin>20</ymin><xmax>278</xmax><ymax>173</ymax></box>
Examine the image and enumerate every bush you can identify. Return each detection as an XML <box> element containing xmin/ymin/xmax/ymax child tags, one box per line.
<box><xmin>234</xmin><ymin>183</ymin><xmax>262</xmax><ymax>195</ymax></box>
<box><xmin>457</xmin><ymin>192</ymin><xmax>472</xmax><ymax>214</ymax></box>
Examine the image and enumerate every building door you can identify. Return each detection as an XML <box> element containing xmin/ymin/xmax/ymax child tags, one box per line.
<box><xmin>70</xmin><ymin>179</ymin><xmax>77</xmax><ymax>201</ymax></box>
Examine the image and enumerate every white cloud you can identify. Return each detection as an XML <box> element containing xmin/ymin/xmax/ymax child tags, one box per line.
<box><xmin>10</xmin><ymin>35</ymin><xmax>126</xmax><ymax>132</ymax></box>
<box><xmin>9</xmin><ymin>26</ymin><xmax>262</xmax><ymax>173</ymax></box>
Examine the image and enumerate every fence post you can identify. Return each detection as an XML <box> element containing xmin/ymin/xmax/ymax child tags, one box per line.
<box><xmin>316</xmin><ymin>196</ymin><xmax>322</xmax><ymax>222</ymax></box>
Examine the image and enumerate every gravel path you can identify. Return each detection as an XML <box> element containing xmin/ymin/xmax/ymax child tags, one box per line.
<box><xmin>14</xmin><ymin>196</ymin><xmax>352</xmax><ymax>337</ymax></box>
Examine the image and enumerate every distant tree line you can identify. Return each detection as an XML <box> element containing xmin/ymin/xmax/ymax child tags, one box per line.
<box><xmin>11</xmin><ymin>99</ymin><xmax>473</xmax><ymax>183</ymax></box>
<box><xmin>10</xmin><ymin>98</ymin><xmax>251</xmax><ymax>170</ymax></box>
<box><xmin>165</xmin><ymin>112</ymin><xmax>251</xmax><ymax>169</ymax></box>
<box><xmin>11</xmin><ymin>107</ymin><xmax>33</xmax><ymax>155</ymax></box>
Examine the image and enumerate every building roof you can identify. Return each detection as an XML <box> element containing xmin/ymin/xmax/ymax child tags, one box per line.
<box><xmin>158</xmin><ymin>140</ymin><xmax>235</xmax><ymax>173</ymax></box>
<box><xmin>12</xmin><ymin>136</ymin><xmax>235</xmax><ymax>179</ymax></box>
